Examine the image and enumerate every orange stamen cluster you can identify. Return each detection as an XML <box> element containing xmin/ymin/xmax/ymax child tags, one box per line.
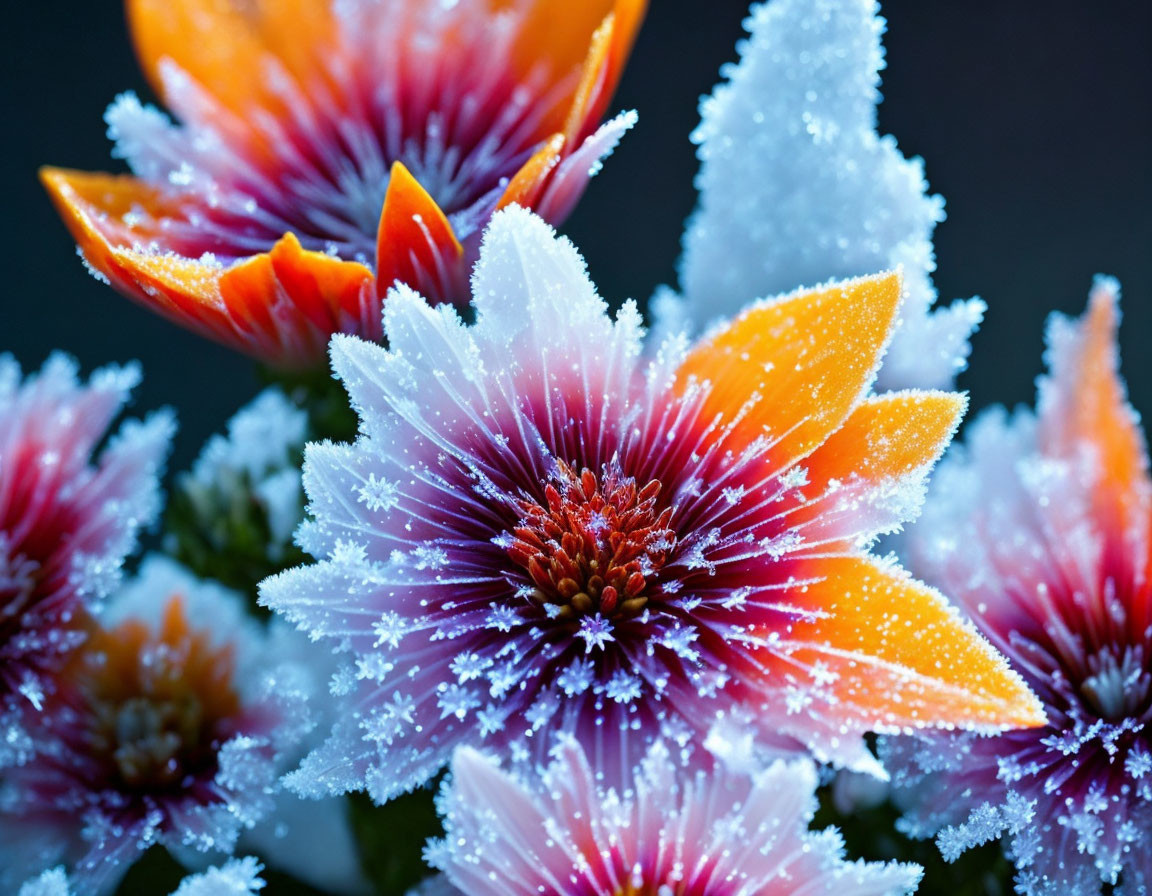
<box><xmin>68</xmin><ymin>597</ymin><xmax>241</xmax><ymax>794</ymax></box>
<box><xmin>507</xmin><ymin>462</ymin><xmax>676</xmax><ymax>621</ymax></box>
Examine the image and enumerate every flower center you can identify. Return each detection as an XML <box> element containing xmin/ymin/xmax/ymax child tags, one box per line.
<box><xmin>1079</xmin><ymin>645</ymin><xmax>1150</xmax><ymax>722</ymax></box>
<box><xmin>506</xmin><ymin>461</ymin><xmax>676</xmax><ymax>621</ymax></box>
<box><xmin>71</xmin><ymin>597</ymin><xmax>242</xmax><ymax>795</ymax></box>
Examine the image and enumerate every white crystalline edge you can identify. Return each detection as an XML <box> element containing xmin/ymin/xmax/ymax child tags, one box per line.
<box><xmin>169</xmin><ymin>857</ymin><xmax>266</xmax><ymax>896</ymax></box>
<box><xmin>190</xmin><ymin>388</ymin><xmax>308</xmax><ymax>486</ymax></box>
<box><xmin>670</xmin><ymin>0</ymin><xmax>983</xmax><ymax>390</ymax></box>
<box><xmin>187</xmin><ymin>387</ymin><xmax>307</xmax><ymax>556</ymax></box>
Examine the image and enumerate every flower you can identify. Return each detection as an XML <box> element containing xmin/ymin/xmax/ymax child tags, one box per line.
<box><xmin>0</xmin><ymin>557</ymin><xmax>315</xmax><ymax>894</ymax></box>
<box><xmin>41</xmin><ymin>0</ymin><xmax>645</xmax><ymax>368</ymax></box>
<box><xmin>880</xmin><ymin>278</ymin><xmax>1152</xmax><ymax>895</ymax></box>
<box><xmin>0</xmin><ymin>355</ymin><xmax>171</xmax><ymax>750</ymax></box>
<box><xmin>261</xmin><ymin>206</ymin><xmax>1041</xmax><ymax>805</ymax></box>
<box><xmin>662</xmin><ymin>0</ymin><xmax>983</xmax><ymax>390</ymax></box>
<box><xmin>421</xmin><ymin>738</ymin><xmax>922</xmax><ymax>896</ymax></box>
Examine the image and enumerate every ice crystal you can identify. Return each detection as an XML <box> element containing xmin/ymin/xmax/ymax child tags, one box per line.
<box><xmin>421</xmin><ymin>738</ymin><xmax>922</xmax><ymax>895</ymax></box>
<box><xmin>182</xmin><ymin>387</ymin><xmax>308</xmax><ymax>555</ymax></box>
<box><xmin>18</xmin><ymin>858</ymin><xmax>266</xmax><ymax>896</ymax></box>
<box><xmin>262</xmin><ymin>205</ymin><xmax>1039</xmax><ymax>804</ymax></box>
<box><xmin>17</xmin><ymin>868</ymin><xmax>70</xmax><ymax>896</ymax></box>
<box><xmin>673</xmin><ymin>0</ymin><xmax>984</xmax><ymax>390</ymax></box>
<box><xmin>881</xmin><ymin>278</ymin><xmax>1152</xmax><ymax>895</ymax></box>
<box><xmin>0</xmin><ymin>354</ymin><xmax>172</xmax><ymax>761</ymax></box>
<box><xmin>0</xmin><ymin>557</ymin><xmax>315</xmax><ymax>894</ymax></box>
<box><xmin>170</xmin><ymin>857</ymin><xmax>266</xmax><ymax>896</ymax></box>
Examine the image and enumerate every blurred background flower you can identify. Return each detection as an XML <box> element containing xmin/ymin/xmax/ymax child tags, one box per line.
<box><xmin>0</xmin><ymin>557</ymin><xmax>320</xmax><ymax>894</ymax></box>
<box><xmin>0</xmin><ymin>356</ymin><xmax>172</xmax><ymax>761</ymax></box>
<box><xmin>881</xmin><ymin>279</ymin><xmax>1151</xmax><ymax>894</ymax></box>
<box><xmin>423</xmin><ymin>739</ymin><xmax>921</xmax><ymax>896</ymax></box>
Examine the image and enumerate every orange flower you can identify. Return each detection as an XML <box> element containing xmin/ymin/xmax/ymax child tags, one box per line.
<box><xmin>42</xmin><ymin>0</ymin><xmax>645</xmax><ymax>367</ymax></box>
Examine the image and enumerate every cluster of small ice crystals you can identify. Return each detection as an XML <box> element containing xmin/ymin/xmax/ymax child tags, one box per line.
<box><xmin>186</xmin><ymin>387</ymin><xmax>309</xmax><ymax>550</ymax></box>
<box><xmin>670</xmin><ymin>0</ymin><xmax>984</xmax><ymax>390</ymax></box>
<box><xmin>18</xmin><ymin>857</ymin><xmax>265</xmax><ymax>896</ymax></box>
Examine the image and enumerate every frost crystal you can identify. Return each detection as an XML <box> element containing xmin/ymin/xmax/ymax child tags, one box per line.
<box><xmin>19</xmin><ymin>858</ymin><xmax>266</xmax><ymax>896</ymax></box>
<box><xmin>0</xmin><ymin>557</ymin><xmax>316</xmax><ymax>894</ymax></box>
<box><xmin>262</xmin><ymin>206</ymin><xmax>1038</xmax><ymax>805</ymax></box>
<box><xmin>0</xmin><ymin>354</ymin><xmax>172</xmax><ymax>761</ymax></box>
<box><xmin>882</xmin><ymin>278</ymin><xmax>1152</xmax><ymax>896</ymax></box>
<box><xmin>674</xmin><ymin>0</ymin><xmax>984</xmax><ymax>390</ymax></box>
<box><xmin>170</xmin><ymin>857</ymin><xmax>266</xmax><ymax>896</ymax></box>
<box><xmin>182</xmin><ymin>387</ymin><xmax>308</xmax><ymax>556</ymax></box>
<box><xmin>423</xmin><ymin>739</ymin><xmax>922</xmax><ymax>896</ymax></box>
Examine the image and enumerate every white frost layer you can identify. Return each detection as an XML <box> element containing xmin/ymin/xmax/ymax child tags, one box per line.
<box><xmin>674</xmin><ymin>0</ymin><xmax>983</xmax><ymax>390</ymax></box>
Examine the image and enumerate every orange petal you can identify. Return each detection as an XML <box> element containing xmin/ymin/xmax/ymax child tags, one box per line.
<box><xmin>1038</xmin><ymin>279</ymin><xmax>1150</xmax><ymax>520</ymax></box>
<box><xmin>219</xmin><ymin>233</ymin><xmax>377</xmax><ymax>367</ymax></box>
<box><xmin>41</xmin><ymin>166</ymin><xmax>185</xmax><ymax>246</ymax></box>
<box><xmin>805</xmin><ymin>391</ymin><xmax>967</xmax><ymax>486</ymax></box>
<box><xmin>375</xmin><ymin>161</ymin><xmax>465</xmax><ymax>305</ymax></box>
<box><xmin>497</xmin><ymin>133</ymin><xmax>566</xmax><ymax>211</ymax></box>
<box><xmin>509</xmin><ymin>0</ymin><xmax>643</xmax><ymax>84</ymax></box>
<box><xmin>126</xmin><ymin>0</ymin><xmax>335</xmax><ymax>112</ymax></box>
<box><xmin>676</xmin><ymin>271</ymin><xmax>903</xmax><ymax>469</ymax></box>
<box><xmin>786</xmin><ymin>391</ymin><xmax>967</xmax><ymax>549</ymax></box>
<box><xmin>506</xmin><ymin>0</ymin><xmax>645</xmax><ymax>141</ymax></box>
<box><xmin>42</xmin><ymin>167</ymin><xmax>375</xmax><ymax>367</ymax></box>
<box><xmin>561</xmin><ymin>2</ymin><xmax>646</xmax><ymax>144</ymax></box>
<box><xmin>774</xmin><ymin>556</ymin><xmax>1045</xmax><ymax>731</ymax></box>
<box><xmin>41</xmin><ymin>166</ymin><xmax>237</xmax><ymax>342</ymax></box>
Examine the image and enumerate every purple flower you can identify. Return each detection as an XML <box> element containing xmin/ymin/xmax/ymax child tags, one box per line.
<box><xmin>421</xmin><ymin>738</ymin><xmax>921</xmax><ymax>896</ymax></box>
<box><xmin>881</xmin><ymin>278</ymin><xmax>1152</xmax><ymax>895</ymax></box>
<box><xmin>261</xmin><ymin>206</ymin><xmax>1039</xmax><ymax>804</ymax></box>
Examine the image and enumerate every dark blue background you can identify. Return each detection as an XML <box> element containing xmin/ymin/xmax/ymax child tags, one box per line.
<box><xmin>4</xmin><ymin>1</ymin><xmax>1150</xmax><ymax>471</ymax></box>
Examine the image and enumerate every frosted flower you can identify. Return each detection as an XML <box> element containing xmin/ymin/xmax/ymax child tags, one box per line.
<box><xmin>0</xmin><ymin>355</ymin><xmax>171</xmax><ymax>749</ymax></box>
<box><xmin>0</xmin><ymin>557</ymin><xmax>314</xmax><ymax>894</ymax></box>
<box><xmin>669</xmin><ymin>0</ymin><xmax>983</xmax><ymax>390</ymax></box>
<box><xmin>41</xmin><ymin>0</ymin><xmax>644</xmax><ymax>368</ymax></box>
<box><xmin>881</xmin><ymin>278</ymin><xmax>1152</xmax><ymax>895</ymax></box>
<box><xmin>261</xmin><ymin>206</ymin><xmax>1041</xmax><ymax>804</ymax></box>
<box><xmin>421</xmin><ymin>738</ymin><xmax>922</xmax><ymax>896</ymax></box>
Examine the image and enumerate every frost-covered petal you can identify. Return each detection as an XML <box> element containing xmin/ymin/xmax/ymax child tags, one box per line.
<box><xmin>169</xmin><ymin>857</ymin><xmax>266</xmax><ymax>896</ymax></box>
<box><xmin>673</xmin><ymin>0</ymin><xmax>982</xmax><ymax>390</ymax></box>
<box><xmin>424</xmin><ymin>739</ymin><xmax>922</xmax><ymax>896</ymax></box>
